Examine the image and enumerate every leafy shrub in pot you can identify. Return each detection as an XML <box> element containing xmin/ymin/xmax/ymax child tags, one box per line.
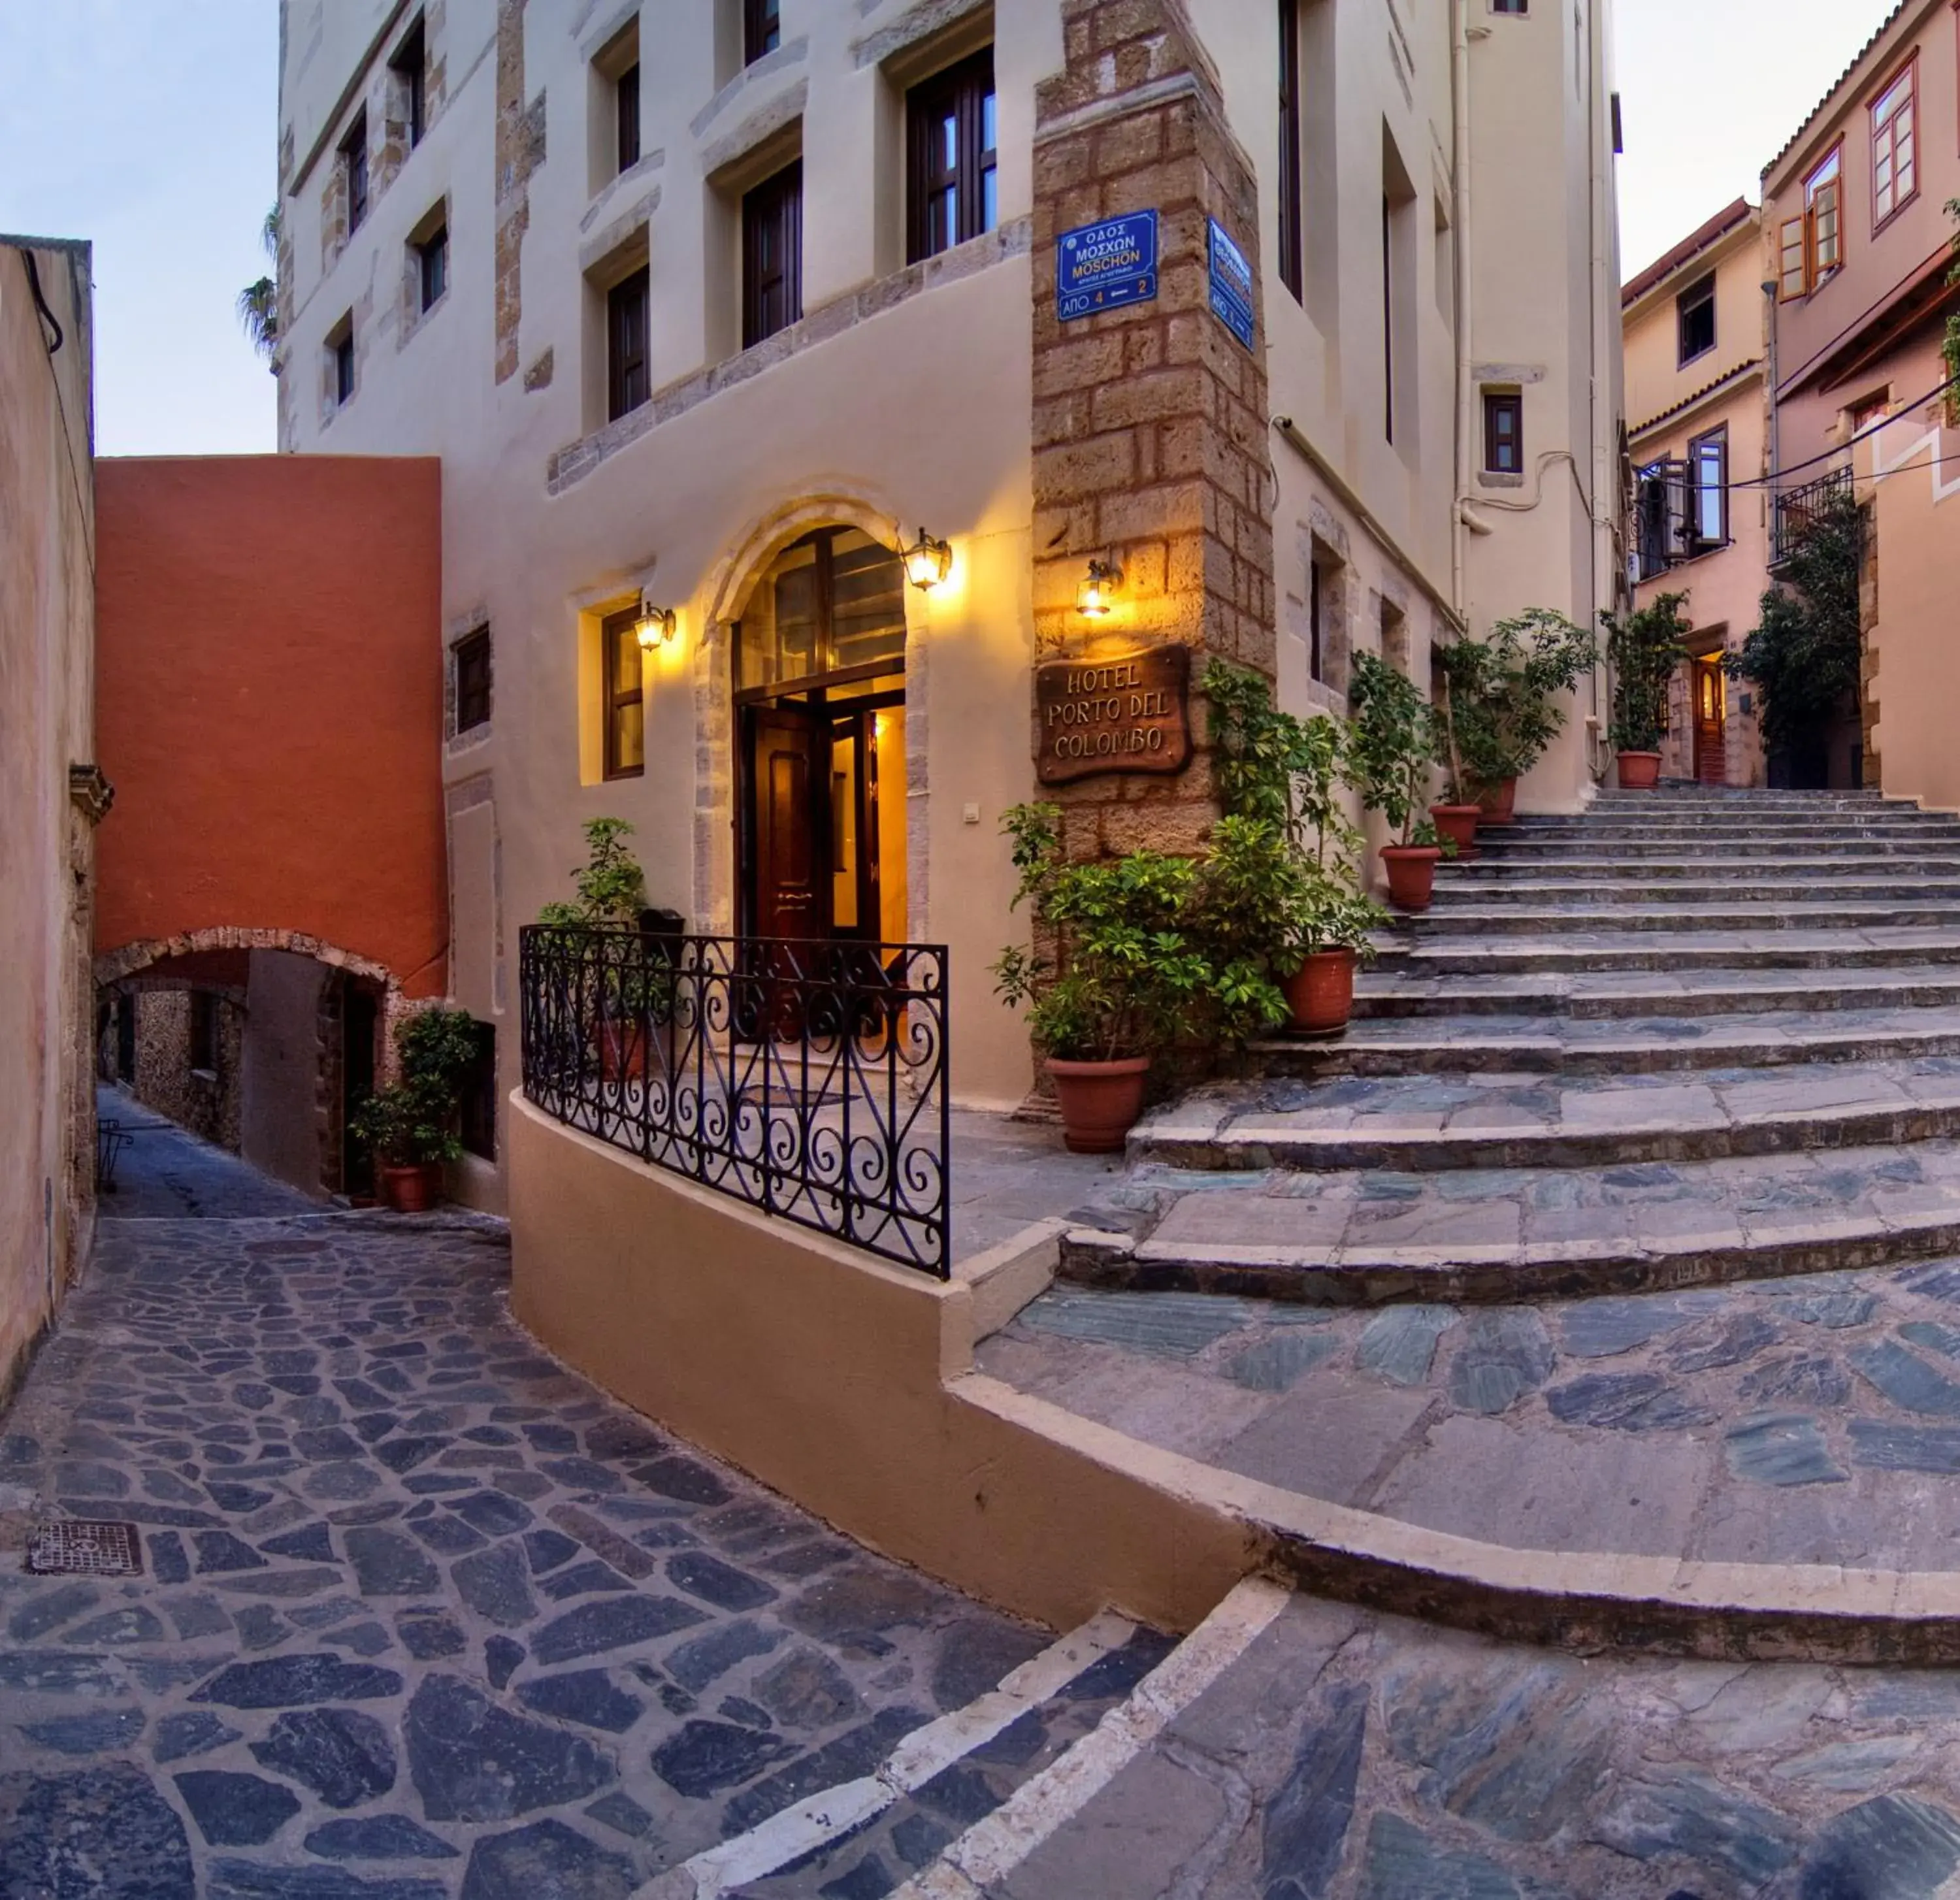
<box><xmin>1436</xmin><ymin>610</ymin><xmax>1596</xmax><ymax>817</ymax></box>
<box><xmin>1603</xmin><ymin>591</ymin><xmax>1691</xmax><ymax>789</ymax></box>
<box><xmin>1348</xmin><ymin>651</ymin><xmax>1454</xmax><ymax>912</ymax></box>
<box><xmin>348</xmin><ymin>1006</ymin><xmax>480</xmax><ymax>1211</ymax></box>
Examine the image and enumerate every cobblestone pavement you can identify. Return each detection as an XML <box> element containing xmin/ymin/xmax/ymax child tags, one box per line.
<box><xmin>0</xmin><ymin>1204</ymin><xmax>1163</xmax><ymax>1898</ymax></box>
<box><xmin>970</xmin><ymin>1592</ymin><xmax>1960</xmax><ymax>1900</ymax></box>
<box><xmin>979</xmin><ymin>1260</ymin><xmax>1960</xmax><ymax>1569</ymax></box>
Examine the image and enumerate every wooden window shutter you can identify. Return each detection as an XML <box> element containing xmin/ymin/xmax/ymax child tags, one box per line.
<box><xmin>1778</xmin><ymin>217</ymin><xmax>1807</xmax><ymax>301</ymax></box>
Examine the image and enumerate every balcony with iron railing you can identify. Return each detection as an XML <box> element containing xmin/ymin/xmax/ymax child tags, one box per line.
<box><xmin>1772</xmin><ymin>466</ymin><xmax>1857</xmax><ymax>569</ymax></box>
<box><xmin>519</xmin><ymin>925</ymin><xmax>951</xmax><ymax>1275</ymax></box>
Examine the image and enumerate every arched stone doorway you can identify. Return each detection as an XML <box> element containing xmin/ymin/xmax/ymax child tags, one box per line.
<box><xmin>694</xmin><ymin>497</ymin><xmax>930</xmax><ymax>947</ymax></box>
<box><xmin>95</xmin><ymin>928</ymin><xmax>409</xmax><ymax>1199</ymax></box>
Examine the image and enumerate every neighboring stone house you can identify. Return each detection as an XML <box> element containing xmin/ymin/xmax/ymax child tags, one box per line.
<box><xmin>1621</xmin><ymin>199</ymin><xmax>1771</xmax><ymax>789</ymax></box>
<box><xmin>0</xmin><ymin>233</ymin><xmax>101</xmax><ymax>1400</ymax></box>
<box><xmin>274</xmin><ymin>0</ymin><xmax>1625</xmax><ymax>1201</ymax></box>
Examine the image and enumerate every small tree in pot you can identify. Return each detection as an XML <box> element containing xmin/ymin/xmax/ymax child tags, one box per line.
<box><xmin>1349</xmin><ymin>651</ymin><xmax>1452</xmax><ymax>911</ymax></box>
<box><xmin>348</xmin><ymin>1006</ymin><xmax>480</xmax><ymax>1212</ymax></box>
<box><xmin>1439</xmin><ymin>610</ymin><xmax>1596</xmax><ymax>821</ymax></box>
<box><xmin>1203</xmin><ymin>660</ymin><xmax>1386</xmax><ymax>1032</ymax></box>
<box><xmin>1603</xmin><ymin>591</ymin><xmax>1691</xmax><ymax>789</ymax></box>
<box><xmin>538</xmin><ymin>817</ymin><xmax>667</xmax><ymax>1081</ymax></box>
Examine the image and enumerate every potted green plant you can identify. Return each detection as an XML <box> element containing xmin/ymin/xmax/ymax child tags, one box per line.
<box><xmin>1429</xmin><ymin>644</ymin><xmax>1486</xmax><ymax>857</ymax></box>
<box><xmin>1203</xmin><ymin>660</ymin><xmax>1386</xmax><ymax>1033</ymax></box>
<box><xmin>1350</xmin><ymin>650</ymin><xmax>1450</xmax><ymax>911</ymax></box>
<box><xmin>993</xmin><ymin>804</ymin><xmax>1224</xmax><ymax>1151</ymax></box>
<box><xmin>348</xmin><ymin>1006</ymin><xmax>479</xmax><ymax>1211</ymax></box>
<box><xmin>1440</xmin><ymin>610</ymin><xmax>1597</xmax><ymax>821</ymax></box>
<box><xmin>1603</xmin><ymin>591</ymin><xmax>1691</xmax><ymax>790</ymax></box>
<box><xmin>538</xmin><ymin>817</ymin><xmax>666</xmax><ymax>1081</ymax></box>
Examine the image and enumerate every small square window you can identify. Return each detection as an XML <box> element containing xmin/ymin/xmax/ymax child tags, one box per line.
<box><xmin>1483</xmin><ymin>389</ymin><xmax>1524</xmax><ymax>473</ymax></box>
<box><xmin>343</xmin><ymin>110</ymin><xmax>369</xmax><ymax>233</ymax></box>
<box><xmin>744</xmin><ymin>0</ymin><xmax>781</xmax><ymax>65</ymax></box>
<box><xmin>454</xmin><ymin>628</ymin><xmax>491</xmax><ymax>732</ymax></box>
<box><xmin>608</xmin><ymin>265</ymin><xmax>651</xmax><ymax>420</ymax></box>
<box><xmin>1676</xmin><ymin>274</ymin><xmax>1715</xmax><ymax>366</ymax></box>
<box><xmin>418</xmin><ymin>223</ymin><xmax>448</xmax><ymax>312</ymax></box>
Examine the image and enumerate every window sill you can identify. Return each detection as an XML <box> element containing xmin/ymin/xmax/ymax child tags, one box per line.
<box><xmin>1478</xmin><ymin>470</ymin><xmax>1526</xmax><ymax>489</ymax></box>
<box><xmin>547</xmin><ymin>215</ymin><xmax>1032</xmax><ymax>494</ymax></box>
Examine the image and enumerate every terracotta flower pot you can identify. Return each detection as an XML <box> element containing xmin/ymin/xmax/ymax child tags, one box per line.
<box><xmin>1617</xmin><ymin>749</ymin><xmax>1663</xmax><ymax>790</ymax></box>
<box><xmin>1381</xmin><ymin>845</ymin><xmax>1444</xmax><ymax>912</ymax></box>
<box><xmin>1047</xmin><ymin>1056</ymin><xmax>1151</xmax><ymax>1155</ymax></box>
<box><xmin>1283</xmin><ymin>947</ymin><xmax>1358</xmax><ymax>1036</ymax></box>
<box><xmin>1429</xmin><ymin>803</ymin><xmax>1480</xmax><ymax>860</ymax></box>
<box><xmin>380</xmin><ymin>1162</ymin><xmax>443</xmax><ymax>1213</ymax></box>
<box><xmin>1477</xmin><ymin>778</ymin><xmax>1518</xmax><ymax>824</ymax></box>
<box><xmin>598</xmin><ymin>1017</ymin><xmax>647</xmax><ymax>1083</ymax></box>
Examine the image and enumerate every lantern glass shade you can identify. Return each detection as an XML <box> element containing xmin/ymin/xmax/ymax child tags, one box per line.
<box><xmin>634</xmin><ymin>605</ymin><xmax>676</xmax><ymax>651</ymax></box>
<box><xmin>901</xmin><ymin>529</ymin><xmax>951</xmax><ymax>591</ymax></box>
<box><xmin>1076</xmin><ymin>560</ymin><xmax>1120</xmax><ymax>617</ymax></box>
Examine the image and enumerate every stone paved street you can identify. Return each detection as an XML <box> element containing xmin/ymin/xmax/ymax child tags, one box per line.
<box><xmin>0</xmin><ymin>1128</ymin><xmax>1151</xmax><ymax>1899</ymax></box>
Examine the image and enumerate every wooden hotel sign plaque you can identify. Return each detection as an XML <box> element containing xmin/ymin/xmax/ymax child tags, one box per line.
<box><xmin>1034</xmin><ymin>645</ymin><xmax>1192</xmax><ymax>785</ymax></box>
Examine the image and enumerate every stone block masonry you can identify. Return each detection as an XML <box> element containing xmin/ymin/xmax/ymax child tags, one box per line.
<box><xmin>495</xmin><ymin>0</ymin><xmax>546</xmax><ymax>386</ymax></box>
<box><xmin>1030</xmin><ymin>0</ymin><xmax>1274</xmax><ymax>867</ymax></box>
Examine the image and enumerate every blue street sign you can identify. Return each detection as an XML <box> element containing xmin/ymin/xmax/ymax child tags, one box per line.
<box><xmin>1056</xmin><ymin>211</ymin><xmax>1158</xmax><ymax>322</ymax></box>
<box><xmin>1208</xmin><ymin>218</ymin><xmax>1255</xmax><ymax>352</ymax></box>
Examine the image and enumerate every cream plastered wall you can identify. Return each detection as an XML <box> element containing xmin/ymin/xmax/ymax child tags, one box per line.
<box><xmin>0</xmin><ymin>238</ymin><xmax>96</xmax><ymax>1401</ymax></box>
<box><xmin>1623</xmin><ymin>215</ymin><xmax>1763</xmax><ymax>434</ymax></box>
<box><xmin>1859</xmin><ymin>408</ymin><xmax>1960</xmax><ymax>813</ymax></box>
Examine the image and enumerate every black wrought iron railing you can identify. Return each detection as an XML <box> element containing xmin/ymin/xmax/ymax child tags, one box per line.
<box><xmin>1772</xmin><ymin>466</ymin><xmax>1856</xmax><ymax>567</ymax></box>
<box><xmin>519</xmin><ymin>926</ymin><xmax>951</xmax><ymax>1276</ymax></box>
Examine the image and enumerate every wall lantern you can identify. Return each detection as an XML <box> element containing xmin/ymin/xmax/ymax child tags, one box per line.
<box><xmin>634</xmin><ymin>595</ymin><xmax>677</xmax><ymax>651</ymax></box>
<box><xmin>900</xmin><ymin>527</ymin><xmax>952</xmax><ymax>592</ymax></box>
<box><xmin>1075</xmin><ymin>558</ymin><xmax>1122</xmax><ymax>617</ymax></box>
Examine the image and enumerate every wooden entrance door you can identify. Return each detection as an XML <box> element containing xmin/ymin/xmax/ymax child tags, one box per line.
<box><xmin>747</xmin><ymin>706</ymin><xmax>826</xmax><ymax>941</ymax></box>
<box><xmin>1693</xmin><ymin>657</ymin><xmax>1726</xmax><ymax>785</ymax></box>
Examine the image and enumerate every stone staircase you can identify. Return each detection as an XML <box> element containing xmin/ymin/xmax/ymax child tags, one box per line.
<box><xmin>972</xmin><ymin>789</ymin><xmax>1960</xmax><ymax>1663</ymax></box>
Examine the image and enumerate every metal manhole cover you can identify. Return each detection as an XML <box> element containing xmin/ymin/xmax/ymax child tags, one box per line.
<box><xmin>26</xmin><ymin>1520</ymin><xmax>143</xmax><ymax>1577</ymax></box>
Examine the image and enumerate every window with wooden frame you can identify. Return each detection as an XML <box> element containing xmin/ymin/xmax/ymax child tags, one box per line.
<box><xmin>743</xmin><ymin>161</ymin><xmax>803</xmax><ymax>348</ymax></box>
<box><xmin>617</xmin><ymin>62</ymin><xmax>641</xmax><ymax>174</ymax></box>
<box><xmin>906</xmin><ymin>48</ymin><xmax>997</xmax><ymax>263</ymax></box>
<box><xmin>1676</xmin><ymin>273</ymin><xmax>1716</xmax><ymax>366</ymax></box>
<box><xmin>417</xmin><ymin>222</ymin><xmax>448</xmax><ymax>312</ymax></box>
<box><xmin>1871</xmin><ymin>60</ymin><xmax>1918</xmax><ymax>227</ymax></box>
<box><xmin>744</xmin><ymin>0</ymin><xmax>781</xmax><ymax>65</ymax></box>
<box><xmin>1687</xmin><ymin>424</ymin><xmax>1729</xmax><ymax>554</ymax></box>
<box><xmin>1780</xmin><ymin>145</ymin><xmax>1842</xmax><ymax>300</ymax></box>
<box><xmin>1483</xmin><ymin>388</ymin><xmax>1524</xmax><ymax>473</ymax></box>
<box><xmin>454</xmin><ymin>627</ymin><xmax>491</xmax><ymax>733</ymax></box>
<box><xmin>1277</xmin><ymin>1</ymin><xmax>1303</xmax><ymax>303</ymax></box>
<box><xmin>602</xmin><ymin>609</ymin><xmax>645</xmax><ymax>779</ymax></box>
<box><xmin>391</xmin><ymin>20</ymin><xmax>427</xmax><ymax>149</ymax></box>
<box><xmin>607</xmin><ymin>265</ymin><xmax>650</xmax><ymax>420</ymax></box>
<box><xmin>343</xmin><ymin>110</ymin><xmax>369</xmax><ymax>233</ymax></box>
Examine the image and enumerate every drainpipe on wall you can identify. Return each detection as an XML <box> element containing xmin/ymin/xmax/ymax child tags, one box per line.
<box><xmin>1763</xmin><ymin>278</ymin><xmax>1780</xmax><ymax>495</ymax></box>
<box><xmin>1586</xmin><ymin>0</ymin><xmax>1613</xmax><ymax>780</ymax></box>
<box><xmin>1450</xmin><ymin>0</ymin><xmax>1474</xmax><ymax>625</ymax></box>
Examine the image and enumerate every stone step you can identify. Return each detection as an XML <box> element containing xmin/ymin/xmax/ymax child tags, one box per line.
<box><xmin>1428</xmin><ymin>878</ymin><xmax>1960</xmax><ymax>908</ymax></box>
<box><xmin>1372</xmin><ymin>928</ymin><xmax>1960</xmax><ymax>975</ymax></box>
<box><xmin>1255</xmin><ymin>1006</ymin><xmax>1960</xmax><ymax>1079</ymax></box>
<box><xmin>1058</xmin><ymin>1137</ymin><xmax>1960</xmax><ymax>1305</ymax></box>
<box><xmin>1489</xmin><ymin>814</ymin><xmax>1960</xmax><ymax>836</ymax></box>
<box><xmin>1129</xmin><ymin>1056</ymin><xmax>1960</xmax><ymax>1173</ymax></box>
<box><xmin>1352</xmin><ymin>964</ymin><xmax>1960</xmax><ymax>1021</ymax></box>
<box><xmin>1443</xmin><ymin>855</ymin><xmax>1960</xmax><ymax>881</ymax></box>
<box><xmin>1408</xmin><ymin>902</ymin><xmax>1960</xmax><ymax>936</ymax></box>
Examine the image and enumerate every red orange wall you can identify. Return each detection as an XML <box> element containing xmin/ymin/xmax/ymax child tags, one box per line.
<box><xmin>95</xmin><ymin>456</ymin><xmax>447</xmax><ymax>997</ymax></box>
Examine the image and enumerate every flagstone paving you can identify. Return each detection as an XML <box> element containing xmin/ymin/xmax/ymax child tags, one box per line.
<box><xmin>0</xmin><ymin>1205</ymin><xmax>1151</xmax><ymax>1899</ymax></box>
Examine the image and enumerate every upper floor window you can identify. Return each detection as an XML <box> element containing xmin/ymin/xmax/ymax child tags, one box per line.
<box><xmin>1491</xmin><ymin>0</ymin><xmax>1527</xmax><ymax>13</ymax></box>
<box><xmin>906</xmin><ymin>48</ymin><xmax>996</xmax><ymax>263</ymax></box>
<box><xmin>343</xmin><ymin>111</ymin><xmax>369</xmax><ymax>233</ymax></box>
<box><xmin>1688</xmin><ymin>425</ymin><xmax>1728</xmax><ymax>553</ymax></box>
<box><xmin>1676</xmin><ymin>274</ymin><xmax>1715</xmax><ymax>366</ymax></box>
<box><xmin>744</xmin><ymin>0</ymin><xmax>780</xmax><ymax>65</ymax></box>
<box><xmin>617</xmin><ymin>63</ymin><xmax>641</xmax><ymax>174</ymax></box>
<box><xmin>454</xmin><ymin>627</ymin><xmax>491</xmax><ymax>732</ymax></box>
<box><xmin>1277</xmin><ymin>2</ymin><xmax>1303</xmax><ymax>302</ymax></box>
<box><xmin>608</xmin><ymin>265</ymin><xmax>651</xmax><ymax>421</ymax></box>
<box><xmin>1779</xmin><ymin>146</ymin><xmax>1842</xmax><ymax>301</ymax></box>
<box><xmin>602</xmin><ymin>608</ymin><xmax>645</xmax><ymax>779</ymax></box>
<box><xmin>1872</xmin><ymin>62</ymin><xmax>1917</xmax><ymax>226</ymax></box>
<box><xmin>391</xmin><ymin>20</ymin><xmax>427</xmax><ymax>148</ymax></box>
<box><xmin>1483</xmin><ymin>388</ymin><xmax>1524</xmax><ymax>473</ymax></box>
<box><xmin>743</xmin><ymin>161</ymin><xmax>802</xmax><ymax>348</ymax></box>
<box><xmin>329</xmin><ymin>314</ymin><xmax>355</xmax><ymax>406</ymax></box>
<box><xmin>417</xmin><ymin>221</ymin><xmax>448</xmax><ymax>312</ymax></box>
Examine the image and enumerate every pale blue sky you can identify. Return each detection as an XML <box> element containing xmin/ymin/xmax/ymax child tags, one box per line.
<box><xmin>0</xmin><ymin>1</ymin><xmax>1911</xmax><ymax>455</ymax></box>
